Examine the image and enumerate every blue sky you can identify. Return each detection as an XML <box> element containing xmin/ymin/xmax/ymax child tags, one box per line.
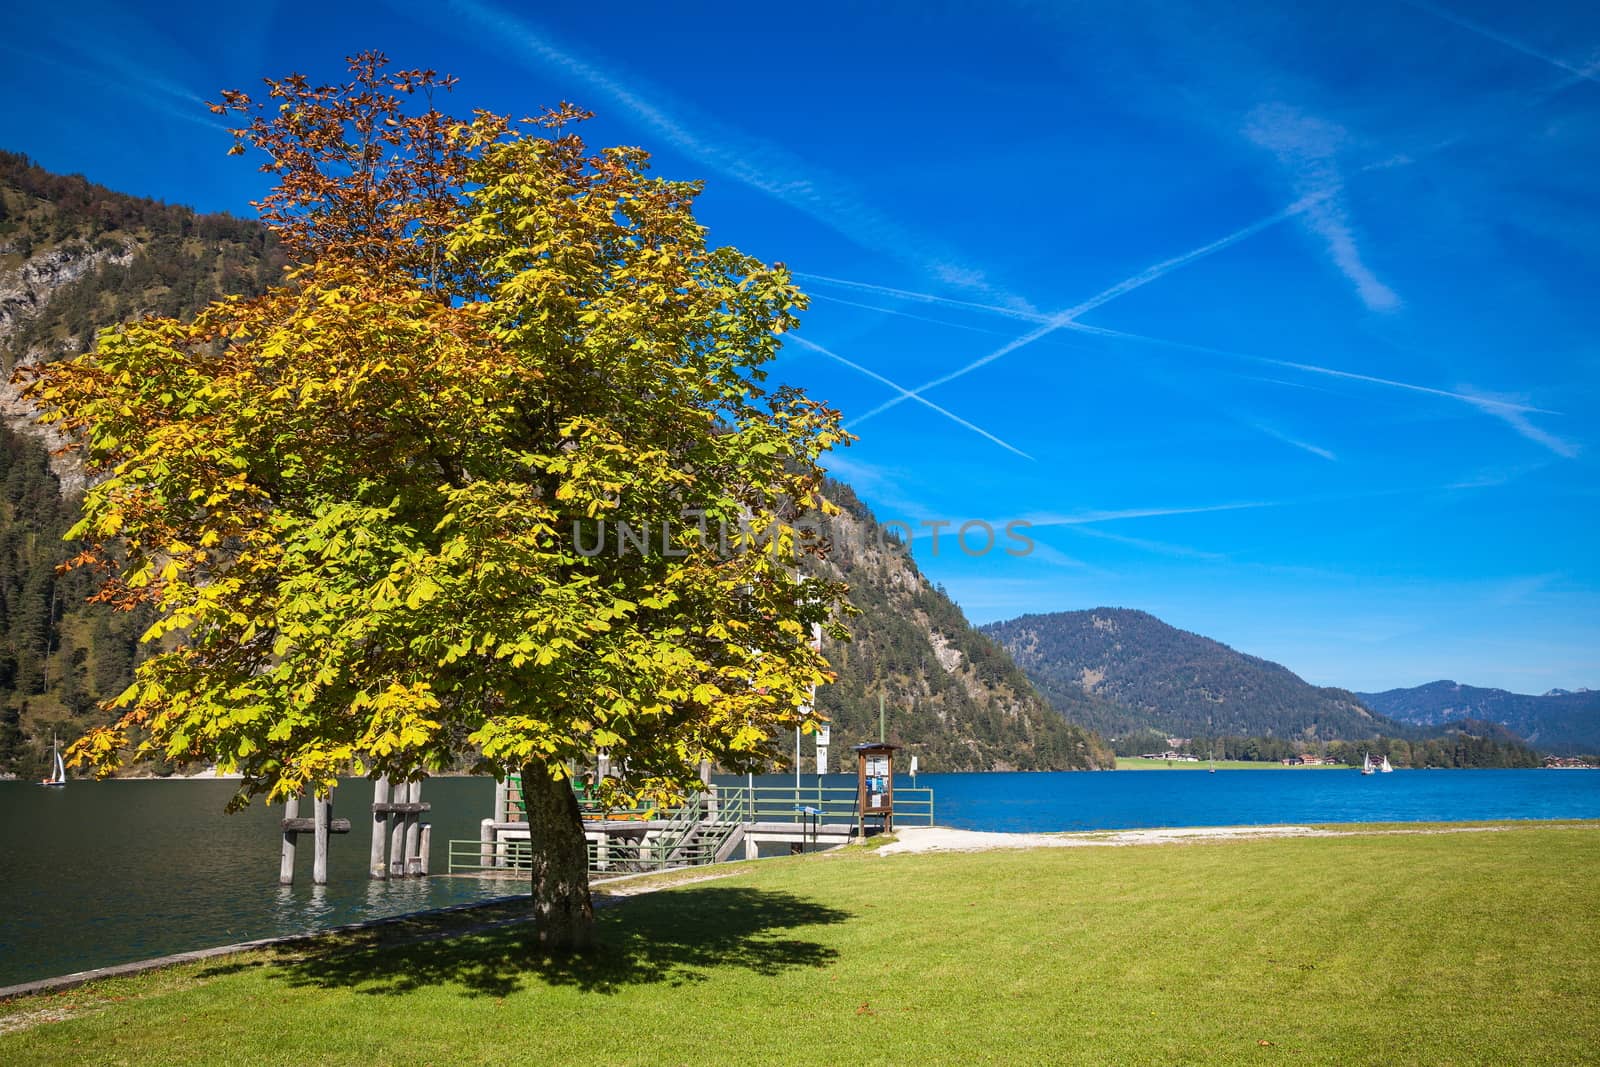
<box><xmin>2</xmin><ymin>0</ymin><xmax>1596</xmax><ymax>693</ymax></box>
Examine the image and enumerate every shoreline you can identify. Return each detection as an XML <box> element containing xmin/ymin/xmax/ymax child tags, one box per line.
<box><xmin>4</xmin><ymin>818</ymin><xmax>1594</xmax><ymax>1001</ymax></box>
<box><xmin>876</xmin><ymin>820</ymin><xmax>1600</xmax><ymax>855</ymax></box>
<box><xmin>0</xmin><ymin>863</ymin><xmax>696</xmax><ymax>1004</ymax></box>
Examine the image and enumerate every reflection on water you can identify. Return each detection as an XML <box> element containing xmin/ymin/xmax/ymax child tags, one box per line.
<box><xmin>0</xmin><ymin>776</ymin><xmax>514</xmax><ymax>987</ymax></box>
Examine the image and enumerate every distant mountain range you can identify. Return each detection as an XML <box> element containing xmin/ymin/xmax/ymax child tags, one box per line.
<box><xmin>1359</xmin><ymin>681</ymin><xmax>1600</xmax><ymax>756</ymax></box>
<box><xmin>982</xmin><ymin>608</ymin><xmax>1393</xmax><ymax>741</ymax></box>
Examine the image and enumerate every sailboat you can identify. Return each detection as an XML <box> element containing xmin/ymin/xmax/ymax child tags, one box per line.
<box><xmin>1361</xmin><ymin>752</ymin><xmax>1395</xmax><ymax>776</ymax></box>
<box><xmin>39</xmin><ymin>736</ymin><xmax>66</xmax><ymax>788</ymax></box>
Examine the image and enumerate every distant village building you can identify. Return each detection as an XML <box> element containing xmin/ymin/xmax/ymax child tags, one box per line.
<box><xmin>1281</xmin><ymin>754</ymin><xmax>1334</xmax><ymax>766</ymax></box>
<box><xmin>1543</xmin><ymin>756</ymin><xmax>1596</xmax><ymax>769</ymax></box>
<box><xmin>1142</xmin><ymin>751</ymin><xmax>1200</xmax><ymax>762</ymax></box>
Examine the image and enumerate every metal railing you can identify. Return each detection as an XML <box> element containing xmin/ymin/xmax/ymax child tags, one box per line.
<box><xmin>448</xmin><ymin>782</ymin><xmax>934</xmax><ymax>875</ymax></box>
<box><xmin>713</xmin><ymin>784</ymin><xmax>935</xmax><ymax>827</ymax></box>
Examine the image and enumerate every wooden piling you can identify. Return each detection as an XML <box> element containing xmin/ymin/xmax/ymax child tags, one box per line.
<box><xmin>387</xmin><ymin>778</ymin><xmax>406</xmax><ymax>878</ymax></box>
<box><xmin>368</xmin><ymin>777</ymin><xmax>390</xmax><ymax>879</ymax></box>
<box><xmin>312</xmin><ymin>795</ymin><xmax>330</xmax><ymax>886</ymax></box>
<box><xmin>493</xmin><ymin>779</ymin><xmax>508</xmax><ymax>825</ymax></box>
<box><xmin>480</xmin><ymin>818</ymin><xmax>494</xmax><ymax>868</ymax></box>
<box><xmin>414</xmin><ymin>824</ymin><xmax>432</xmax><ymax>876</ymax></box>
<box><xmin>279</xmin><ymin>794</ymin><xmax>300</xmax><ymax>885</ymax></box>
<box><xmin>403</xmin><ymin>780</ymin><xmax>422</xmax><ymax>875</ymax></box>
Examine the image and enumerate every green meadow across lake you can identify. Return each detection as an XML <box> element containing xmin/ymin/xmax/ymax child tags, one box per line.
<box><xmin>1113</xmin><ymin>757</ymin><xmax>1346</xmax><ymax>770</ymax></box>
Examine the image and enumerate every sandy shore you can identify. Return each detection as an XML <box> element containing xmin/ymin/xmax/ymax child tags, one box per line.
<box><xmin>876</xmin><ymin>823</ymin><xmax>1513</xmax><ymax>855</ymax></box>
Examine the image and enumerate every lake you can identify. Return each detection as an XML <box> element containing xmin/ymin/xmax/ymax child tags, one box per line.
<box><xmin>2</xmin><ymin>768</ymin><xmax>1597</xmax><ymax>987</ymax></box>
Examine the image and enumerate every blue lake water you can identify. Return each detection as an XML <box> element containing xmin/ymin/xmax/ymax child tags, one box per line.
<box><xmin>914</xmin><ymin>768</ymin><xmax>1600</xmax><ymax>832</ymax></box>
<box><xmin>2</xmin><ymin>768</ymin><xmax>1597</xmax><ymax>987</ymax></box>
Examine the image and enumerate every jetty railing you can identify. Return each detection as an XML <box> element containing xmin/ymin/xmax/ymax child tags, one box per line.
<box><xmin>716</xmin><ymin>784</ymin><xmax>935</xmax><ymax>826</ymax></box>
<box><xmin>446</xmin><ymin>783</ymin><xmax>934</xmax><ymax>876</ymax></box>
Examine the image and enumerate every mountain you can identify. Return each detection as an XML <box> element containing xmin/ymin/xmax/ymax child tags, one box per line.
<box><xmin>1</xmin><ymin>150</ymin><xmax>285</xmax><ymax>486</ymax></box>
<box><xmin>981</xmin><ymin>608</ymin><xmax>1394</xmax><ymax>742</ymax></box>
<box><xmin>0</xmin><ymin>151</ymin><xmax>1109</xmax><ymax>775</ymax></box>
<box><xmin>1360</xmin><ymin>681</ymin><xmax>1600</xmax><ymax>756</ymax></box>
<box><xmin>807</xmin><ymin>482</ymin><xmax>1114</xmax><ymax>770</ymax></box>
<box><xmin>0</xmin><ymin>151</ymin><xmax>285</xmax><ymax>777</ymax></box>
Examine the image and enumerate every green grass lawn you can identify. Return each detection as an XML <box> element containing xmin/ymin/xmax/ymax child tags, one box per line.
<box><xmin>1115</xmin><ymin>756</ymin><xmax>1348</xmax><ymax>770</ymax></box>
<box><xmin>4</xmin><ymin>823</ymin><xmax>1597</xmax><ymax>1065</ymax></box>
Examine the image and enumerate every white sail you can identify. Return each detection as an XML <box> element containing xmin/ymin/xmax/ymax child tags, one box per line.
<box><xmin>1379</xmin><ymin>756</ymin><xmax>1394</xmax><ymax>773</ymax></box>
<box><xmin>53</xmin><ymin>746</ymin><xmax>66</xmax><ymax>783</ymax></box>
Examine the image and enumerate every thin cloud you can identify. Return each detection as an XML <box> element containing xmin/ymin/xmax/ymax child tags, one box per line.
<box><xmin>786</xmin><ymin>335</ymin><xmax>1034</xmax><ymax>460</ymax></box>
<box><xmin>1252</xmin><ymin>423</ymin><xmax>1338</xmax><ymax>462</ymax></box>
<box><xmin>1065</xmin><ymin>522</ymin><xmax>1228</xmax><ymax>562</ymax></box>
<box><xmin>8</xmin><ymin>40</ymin><xmax>227</xmax><ymax>133</ymax></box>
<box><xmin>1459</xmin><ymin>388</ymin><xmax>1581</xmax><ymax>458</ymax></box>
<box><xmin>1266</xmin><ymin>360</ymin><xmax>1557</xmax><ymax>416</ymax></box>
<box><xmin>808</xmin><ymin>293</ymin><xmax>1017</xmax><ymax>337</ymax></box>
<box><xmin>1399</xmin><ymin>0</ymin><xmax>1600</xmax><ymax>84</ymax></box>
<box><xmin>847</xmin><ymin>200</ymin><xmax>1316</xmax><ymax>427</ymax></box>
<box><xmin>796</xmin><ymin>272</ymin><xmax>1049</xmax><ymax>324</ymax></box>
<box><xmin>1021</xmin><ymin>501</ymin><xmax>1274</xmax><ymax>526</ymax></box>
<box><xmin>1245</xmin><ymin>104</ymin><xmax>1400</xmax><ymax>313</ymax></box>
<box><xmin>450</xmin><ymin>0</ymin><xmax>1025</xmax><ymax>309</ymax></box>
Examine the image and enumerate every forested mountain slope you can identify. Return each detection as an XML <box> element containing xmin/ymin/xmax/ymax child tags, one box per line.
<box><xmin>808</xmin><ymin>483</ymin><xmax>1115</xmax><ymax>770</ymax></box>
<box><xmin>0</xmin><ymin>151</ymin><xmax>283</xmax><ymax>776</ymax></box>
<box><xmin>982</xmin><ymin>608</ymin><xmax>1395</xmax><ymax>742</ymax></box>
<box><xmin>1361</xmin><ymin>680</ymin><xmax>1600</xmax><ymax>755</ymax></box>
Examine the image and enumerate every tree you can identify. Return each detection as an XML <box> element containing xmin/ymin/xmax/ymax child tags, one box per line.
<box><xmin>21</xmin><ymin>54</ymin><xmax>849</xmax><ymax>951</ymax></box>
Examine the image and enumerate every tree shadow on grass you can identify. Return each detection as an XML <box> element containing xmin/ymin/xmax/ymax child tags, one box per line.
<box><xmin>266</xmin><ymin>886</ymin><xmax>851</xmax><ymax>998</ymax></box>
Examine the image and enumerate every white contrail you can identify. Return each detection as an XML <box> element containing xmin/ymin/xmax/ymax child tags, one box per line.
<box><xmin>451</xmin><ymin>0</ymin><xmax>1025</xmax><ymax>308</ymax></box>
<box><xmin>847</xmin><ymin>196</ymin><xmax>1323</xmax><ymax>427</ymax></box>
<box><xmin>8</xmin><ymin>40</ymin><xmax>227</xmax><ymax>133</ymax></box>
<box><xmin>807</xmin><ymin>293</ymin><xmax>1017</xmax><ymax>337</ymax></box>
<box><xmin>1021</xmin><ymin>501</ymin><xmax>1273</xmax><ymax>526</ymax></box>
<box><xmin>1066</xmin><ymin>523</ymin><xmax>1228</xmax><ymax>561</ymax></box>
<box><xmin>786</xmin><ymin>335</ymin><xmax>1034</xmax><ymax>460</ymax></box>
<box><xmin>808</xmin><ymin>279</ymin><xmax>1574</xmax><ymax>456</ymax></box>
<box><xmin>1252</xmin><ymin>423</ymin><xmax>1339</xmax><ymax>462</ymax></box>
<box><xmin>1399</xmin><ymin>0</ymin><xmax>1600</xmax><ymax>84</ymax></box>
<box><xmin>796</xmin><ymin>273</ymin><xmax>1050</xmax><ymax>324</ymax></box>
<box><xmin>1263</xmin><ymin>359</ymin><xmax>1557</xmax><ymax>415</ymax></box>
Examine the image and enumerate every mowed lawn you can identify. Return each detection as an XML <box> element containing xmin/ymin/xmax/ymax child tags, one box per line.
<box><xmin>4</xmin><ymin>823</ymin><xmax>1597</xmax><ymax>1066</ymax></box>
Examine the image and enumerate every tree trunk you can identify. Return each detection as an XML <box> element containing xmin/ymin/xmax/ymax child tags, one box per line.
<box><xmin>520</xmin><ymin>761</ymin><xmax>595</xmax><ymax>952</ymax></box>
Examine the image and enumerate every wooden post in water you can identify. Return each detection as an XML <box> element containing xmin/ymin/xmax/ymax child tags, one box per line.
<box><xmin>404</xmin><ymin>780</ymin><xmax>423</xmax><ymax>875</ymax></box>
<box><xmin>312</xmin><ymin>794</ymin><xmax>331</xmax><ymax>886</ymax></box>
<box><xmin>279</xmin><ymin>794</ymin><xmax>300</xmax><ymax>885</ymax></box>
<box><xmin>494</xmin><ymin>779</ymin><xmax>508</xmax><ymax>825</ymax></box>
<box><xmin>388</xmin><ymin>777</ymin><xmax>407</xmax><ymax>878</ymax></box>
<box><xmin>416</xmin><ymin>824</ymin><xmax>432</xmax><ymax>876</ymax></box>
<box><xmin>480</xmin><ymin>818</ymin><xmax>494</xmax><ymax>869</ymax></box>
<box><xmin>369</xmin><ymin>777</ymin><xmax>391</xmax><ymax>879</ymax></box>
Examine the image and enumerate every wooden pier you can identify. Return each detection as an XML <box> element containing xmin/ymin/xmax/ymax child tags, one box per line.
<box><xmin>449</xmin><ymin>783</ymin><xmax>935</xmax><ymax>876</ymax></box>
